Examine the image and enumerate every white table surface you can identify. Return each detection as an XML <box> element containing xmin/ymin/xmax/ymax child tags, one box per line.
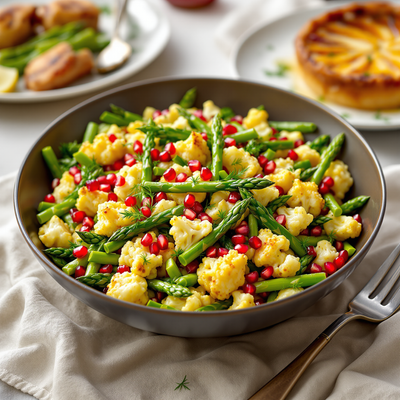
<box><xmin>0</xmin><ymin>0</ymin><xmax>399</xmax><ymax>398</ymax></box>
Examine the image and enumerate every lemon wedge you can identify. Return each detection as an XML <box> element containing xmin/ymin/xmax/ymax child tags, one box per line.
<box><xmin>0</xmin><ymin>65</ymin><xmax>19</xmax><ymax>93</ymax></box>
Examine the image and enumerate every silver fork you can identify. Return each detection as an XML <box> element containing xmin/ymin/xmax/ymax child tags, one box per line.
<box><xmin>249</xmin><ymin>243</ymin><xmax>400</xmax><ymax>400</ymax></box>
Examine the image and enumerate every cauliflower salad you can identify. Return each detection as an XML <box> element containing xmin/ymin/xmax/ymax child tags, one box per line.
<box><xmin>37</xmin><ymin>88</ymin><xmax>369</xmax><ymax>311</ymax></box>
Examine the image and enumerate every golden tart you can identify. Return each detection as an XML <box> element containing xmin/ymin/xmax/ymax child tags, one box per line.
<box><xmin>295</xmin><ymin>2</ymin><xmax>400</xmax><ymax>110</ymax></box>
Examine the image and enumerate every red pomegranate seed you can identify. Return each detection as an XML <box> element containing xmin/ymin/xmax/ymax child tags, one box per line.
<box><xmin>159</xmin><ymin>151</ymin><xmax>171</xmax><ymax>162</ymax></box>
<box><xmin>157</xmin><ymin>234</ymin><xmax>169</xmax><ymax>250</ymax></box>
<box><xmin>125</xmin><ymin>196</ymin><xmax>137</xmax><ymax>207</ymax></box>
<box><xmin>310</xmin><ymin>226</ymin><xmax>322</xmax><ymax>236</ymax></box>
<box><xmin>322</xmin><ymin>176</ymin><xmax>335</xmax><ymax>187</ymax></box>
<box><xmin>255</xmin><ymin>299</ymin><xmax>265</xmax><ymax>306</ymax></box>
<box><xmin>235</xmin><ymin>244</ymin><xmax>248</xmax><ymax>254</ymax></box>
<box><xmin>334</xmin><ymin>256</ymin><xmax>345</xmax><ymax>269</ymax></box>
<box><xmin>163</xmin><ymin>168</ymin><xmax>176</xmax><ymax>182</ymax></box>
<box><xmin>72</xmin><ymin>210</ymin><xmax>86</xmax><ymax>223</ymax></box>
<box><xmin>124</xmin><ymin>153</ymin><xmax>134</xmax><ymax>163</ymax></box>
<box><xmin>79</xmin><ymin>225</ymin><xmax>90</xmax><ymax>232</ymax></box>
<box><xmin>74</xmin><ymin>173</ymin><xmax>82</xmax><ymax>185</ymax></box>
<box><xmin>125</xmin><ymin>156</ymin><xmax>136</xmax><ymax>167</ymax></box>
<box><xmin>198</xmin><ymin>212</ymin><xmax>213</xmax><ymax>223</ymax></box>
<box><xmin>335</xmin><ymin>241</ymin><xmax>344</xmax><ymax>251</ymax></box>
<box><xmin>249</xmin><ymin>236</ymin><xmax>262</xmax><ymax>249</ymax></box>
<box><xmin>184</xmin><ymin>194</ymin><xmax>196</xmax><ymax>208</ymax></box>
<box><xmin>310</xmin><ymin>263</ymin><xmax>322</xmax><ymax>273</ymax></box>
<box><xmin>224</xmin><ymin>137</ymin><xmax>236</xmax><ymax>147</ymax></box>
<box><xmin>271</xmin><ymin>127</ymin><xmax>278</xmax><ymax>135</ymax></box>
<box><xmin>184</xmin><ymin>208</ymin><xmax>197</xmax><ymax>221</ymax></box>
<box><xmin>69</xmin><ymin>166</ymin><xmax>80</xmax><ymax>176</ymax></box>
<box><xmin>141</xmin><ymin>206</ymin><xmax>151</xmax><ymax>218</ymax></box>
<box><xmin>82</xmin><ymin>216</ymin><xmax>94</xmax><ymax>229</ymax></box>
<box><xmin>300</xmin><ymin>228</ymin><xmax>310</xmax><ymax>236</ymax></box>
<box><xmin>275</xmin><ymin>185</ymin><xmax>284</xmax><ymax>196</ymax></box>
<box><xmin>86</xmin><ymin>179</ymin><xmax>100</xmax><ymax>192</ymax></box>
<box><xmin>108</xmin><ymin>192</ymin><xmax>118</xmax><ymax>202</ymax></box>
<box><xmin>193</xmin><ymin>110</ymin><xmax>207</xmax><ymax>121</ymax></box>
<box><xmin>200</xmin><ymin>167</ymin><xmax>212</xmax><ymax>181</ymax></box>
<box><xmin>228</xmin><ymin>192</ymin><xmax>241</xmax><ymax>204</ymax></box>
<box><xmin>161</xmin><ymin>109</ymin><xmax>169</xmax><ymax>116</ymax></box>
<box><xmin>307</xmin><ymin>246</ymin><xmax>317</xmax><ymax>257</ymax></box>
<box><xmin>141</xmin><ymin>197</ymin><xmax>153</xmax><ymax>208</ymax></box>
<box><xmin>155</xmin><ymin>192</ymin><xmax>167</xmax><ymax>203</ymax></box>
<box><xmin>186</xmin><ymin>260</ymin><xmax>199</xmax><ymax>273</ymax></box>
<box><xmin>324</xmin><ymin>262</ymin><xmax>336</xmax><ymax>275</ymax></box>
<box><xmin>113</xmin><ymin>159</ymin><xmax>124</xmax><ymax>170</ymax></box>
<box><xmin>243</xmin><ymin>283</ymin><xmax>256</xmax><ymax>295</ymax></box>
<box><xmin>192</xmin><ymin>201</ymin><xmax>203</xmax><ymax>214</ymax></box>
<box><xmin>246</xmin><ymin>271</ymin><xmax>259</xmax><ymax>284</ymax></box>
<box><xmin>51</xmin><ymin>178</ymin><xmax>60</xmax><ymax>190</ymax></box>
<box><xmin>222</xmin><ymin>124</ymin><xmax>238</xmax><ymax>136</ymax></box>
<box><xmin>100</xmin><ymin>183</ymin><xmax>111</xmax><ymax>192</ymax></box>
<box><xmin>69</xmin><ymin>208</ymin><xmax>78</xmax><ymax>216</ymax></box>
<box><xmin>269</xmin><ymin>137</ymin><xmax>278</xmax><ymax>142</ymax></box>
<box><xmin>264</xmin><ymin>160</ymin><xmax>276</xmax><ymax>175</ymax></box>
<box><xmin>115</xmin><ymin>175</ymin><xmax>125</xmax><ymax>187</ymax></box>
<box><xmin>165</xmin><ymin>142</ymin><xmax>176</xmax><ymax>156</ymax></box>
<box><xmin>75</xmin><ymin>266</ymin><xmax>86</xmax><ymax>278</ymax></box>
<box><xmin>223</xmin><ymin>166</ymin><xmax>229</xmax><ymax>174</ymax></box>
<box><xmin>319</xmin><ymin>182</ymin><xmax>330</xmax><ymax>195</ymax></box>
<box><xmin>188</xmin><ymin>160</ymin><xmax>201</xmax><ymax>172</ymax></box>
<box><xmin>97</xmin><ymin>176</ymin><xmax>107</xmax><ymax>184</ymax></box>
<box><xmin>73</xmin><ymin>245</ymin><xmax>88</xmax><ymax>258</ymax></box>
<box><xmin>206</xmin><ymin>246</ymin><xmax>218</xmax><ymax>258</ymax></box>
<box><xmin>201</xmin><ymin>132</ymin><xmax>208</xmax><ymax>141</ymax></box>
<box><xmin>104</xmin><ymin>165</ymin><xmax>113</xmax><ymax>172</ymax></box>
<box><xmin>255</xmin><ymin>173</ymin><xmax>264</xmax><ymax>178</ymax></box>
<box><xmin>261</xmin><ymin>266</ymin><xmax>274</xmax><ymax>280</ymax></box>
<box><xmin>275</xmin><ymin>214</ymin><xmax>286</xmax><ymax>226</ymax></box>
<box><xmin>217</xmin><ymin>247</ymin><xmax>229</xmax><ymax>257</ymax></box>
<box><xmin>339</xmin><ymin>250</ymin><xmax>349</xmax><ymax>262</ymax></box>
<box><xmin>141</xmin><ymin>233</ymin><xmax>153</xmax><ymax>247</ymax></box>
<box><xmin>259</xmin><ymin>292</ymin><xmax>269</xmax><ymax>300</ymax></box>
<box><xmin>149</xmin><ymin>242</ymin><xmax>160</xmax><ymax>255</ymax></box>
<box><xmin>320</xmin><ymin>207</ymin><xmax>329</xmax><ymax>216</ymax></box>
<box><xmin>176</xmin><ymin>172</ymin><xmax>188</xmax><ymax>182</ymax></box>
<box><xmin>353</xmin><ymin>214</ymin><xmax>362</xmax><ymax>224</ymax></box>
<box><xmin>44</xmin><ymin>194</ymin><xmax>56</xmax><ymax>203</ymax></box>
<box><xmin>294</xmin><ymin>139</ymin><xmax>305</xmax><ymax>148</ymax></box>
<box><xmin>106</xmin><ymin>173</ymin><xmax>117</xmax><ymax>186</ymax></box>
<box><xmin>231</xmin><ymin>115</ymin><xmax>243</xmax><ymax>124</ymax></box>
<box><xmin>235</xmin><ymin>221</ymin><xmax>250</xmax><ymax>236</ymax></box>
<box><xmin>99</xmin><ymin>264</ymin><xmax>113</xmax><ymax>274</ymax></box>
<box><xmin>232</xmin><ymin>234</ymin><xmax>246</xmax><ymax>245</ymax></box>
<box><xmin>133</xmin><ymin>140</ymin><xmax>143</xmax><ymax>154</ymax></box>
<box><xmin>155</xmin><ymin>292</ymin><xmax>165</xmax><ymax>303</ymax></box>
<box><xmin>153</xmin><ymin>110</ymin><xmax>162</xmax><ymax>119</ymax></box>
<box><xmin>279</xmin><ymin>137</ymin><xmax>288</xmax><ymax>141</ymax></box>
<box><xmin>108</xmin><ymin>134</ymin><xmax>117</xmax><ymax>143</ymax></box>
<box><xmin>288</xmin><ymin>149</ymin><xmax>298</xmax><ymax>161</ymax></box>
<box><xmin>258</xmin><ymin>155</ymin><xmax>268</xmax><ymax>168</ymax></box>
<box><xmin>117</xmin><ymin>265</ymin><xmax>130</xmax><ymax>274</ymax></box>
<box><xmin>150</xmin><ymin>148</ymin><xmax>160</xmax><ymax>161</ymax></box>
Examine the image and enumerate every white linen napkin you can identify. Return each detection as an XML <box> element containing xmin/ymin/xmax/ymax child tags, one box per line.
<box><xmin>1</xmin><ymin>165</ymin><xmax>400</xmax><ymax>400</ymax></box>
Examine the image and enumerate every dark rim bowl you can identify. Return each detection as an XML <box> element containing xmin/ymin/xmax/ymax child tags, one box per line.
<box><xmin>14</xmin><ymin>77</ymin><xmax>386</xmax><ymax>338</ymax></box>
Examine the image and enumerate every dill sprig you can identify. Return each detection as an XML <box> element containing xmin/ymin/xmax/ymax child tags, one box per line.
<box><xmin>172</xmin><ymin>248</ymin><xmax>184</xmax><ymax>259</ymax></box>
<box><xmin>175</xmin><ymin>376</ymin><xmax>190</xmax><ymax>391</ymax></box>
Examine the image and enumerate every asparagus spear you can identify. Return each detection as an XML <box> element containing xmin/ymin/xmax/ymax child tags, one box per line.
<box><xmin>42</xmin><ymin>146</ymin><xmax>63</xmax><ymax>179</ymax></box>
<box><xmin>142</xmin><ymin>130</ymin><xmax>155</xmax><ymax>183</ymax></box>
<box><xmin>172</xmin><ymin>274</ymin><xmax>198</xmax><ymax>287</ymax></box>
<box><xmin>104</xmin><ymin>240</ymin><xmax>126</xmax><ymax>254</ymax></box>
<box><xmin>153</xmin><ymin>167</ymin><xmax>166</xmax><ymax>176</ymax></box>
<box><xmin>137</xmin><ymin>125</ymin><xmax>192</xmax><ymax>142</ymax></box>
<box><xmin>110</xmin><ymin>104</ymin><xmax>142</xmax><ymax>122</ymax></box>
<box><xmin>340</xmin><ymin>196</ymin><xmax>370</xmax><ymax>215</ymax></box>
<box><xmin>49</xmin><ymin>256</ymin><xmax>68</xmax><ymax>268</ymax></box>
<box><xmin>220</xmin><ymin>107</ymin><xmax>235</xmax><ymax>121</ymax></box>
<box><xmin>99</xmin><ymin>111</ymin><xmax>130</xmax><ymax>126</ymax></box>
<box><xmin>310</xmin><ymin>216</ymin><xmax>332</xmax><ymax>226</ymax></box>
<box><xmin>166</xmin><ymin>259</ymin><xmax>181</xmax><ymax>279</ymax></box>
<box><xmin>268</xmin><ymin>121</ymin><xmax>317</xmax><ymax>133</ymax></box>
<box><xmin>267</xmin><ymin>292</ymin><xmax>279</xmax><ymax>303</ymax></box>
<box><xmin>178</xmin><ymin>108</ymin><xmax>211</xmax><ymax>135</ymax></box>
<box><xmin>300</xmin><ymin>166</ymin><xmax>318</xmax><ymax>181</ymax></box>
<box><xmin>73</xmin><ymin>152</ymin><xmax>95</xmax><ymax>168</ymax></box>
<box><xmin>344</xmin><ymin>242</ymin><xmax>356</xmax><ymax>256</ymax></box>
<box><xmin>296</xmin><ymin>254</ymin><xmax>315</xmax><ymax>275</ymax></box>
<box><xmin>38</xmin><ymin>201</ymin><xmax>56</xmax><ymax>212</ymax></box>
<box><xmin>245</xmin><ymin>139</ymin><xmax>294</xmax><ymax>157</ymax></box>
<box><xmin>44</xmin><ymin>247</ymin><xmax>75</xmax><ymax>258</ymax></box>
<box><xmin>293</xmin><ymin>160</ymin><xmax>312</xmax><ymax>170</ymax></box>
<box><xmin>267</xmin><ymin>195</ymin><xmax>292</xmax><ymax>213</ymax></box>
<box><xmin>323</xmin><ymin>193</ymin><xmax>342</xmax><ymax>217</ymax></box>
<box><xmin>37</xmin><ymin>198</ymin><xmax>76</xmax><ymax>225</ymax></box>
<box><xmin>179</xmin><ymin>87</ymin><xmax>197</xmax><ymax>109</ymax></box>
<box><xmin>308</xmin><ymin>135</ymin><xmax>330</xmax><ymax>152</ymax></box>
<box><xmin>248</xmin><ymin>214</ymin><xmax>258</xmax><ymax>237</ymax></box>
<box><xmin>196</xmin><ymin>298</ymin><xmax>233</xmax><ymax>311</ymax></box>
<box><xmin>77</xmin><ymin>273</ymin><xmax>114</xmax><ymax>288</ymax></box>
<box><xmin>172</xmin><ymin>155</ymin><xmax>187</xmax><ymax>166</ymax></box>
<box><xmin>226</xmin><ymin>129</ymin><xmax>258</xmax><ymax>143</ymax></box>
<box><xmin>297</xmin><ymin>235</ymin><xmax>329</xmax><ymax>247</ymax></box>
<box><xmin>210</xmin><ymin>114</ymin><xmax>224</xmax><ymax>180</ymax></box>
<box><xmin>76</xmin><ymin>231</ymin><xmax>107</xmax><ymax>245</ymax></box>
<box><xmin>264</xmin><ymin>148</ymin><xmax>276</xmax><ymax>161</ymax></box>
<box><xmin>83</xmin><ymin>122</ymin><xmax>98</xmax><ymax>143</ymax></box>
<box><xmin>88</xmin><ymin>251</ymin><xmax>120</xmax><ymax>265</ymax></box>
<box><xmin>147</xmin><ymin>279</ymin><xmax>192</xmax><ymax>297</ymax></box>
<box><xmin>147</xmin><ymin>300</ymin><xmax>176</xmax><ymax>310</ymax></box>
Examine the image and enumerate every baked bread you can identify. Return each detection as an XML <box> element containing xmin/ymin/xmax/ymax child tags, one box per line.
<box><xmin>295</xmin><ymin>2</ymin><xmax>400</xmax><ymax>110</ymax></box>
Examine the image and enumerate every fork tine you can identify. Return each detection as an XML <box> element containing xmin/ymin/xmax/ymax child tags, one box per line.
<box><xmin>386</xmin><ymin>283</ymin><xmax>400</xmax><ymax>311</ymax></box>
<box><xmin>374</xmin><ymin>257</ymin><xmax>400</xmax><ymax>303</ymax></box>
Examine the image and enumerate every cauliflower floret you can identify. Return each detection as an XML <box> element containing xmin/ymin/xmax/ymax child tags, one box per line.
<box><xmin>294</xmin><ymin>145</ymin><xmax>321</xmax><ymax>167</ymax></box>
<box><xmin>252</xmin><ymin>122</ymin><xmax>273</xmax><ymax>141</ymax></box>
<box><xmin>39</xmin><ymin>215</ymin><xmax>73</xmax><ymax>248</ymax></box>
<box><xmin>275</xmin><ymin>287</ymin><xmax>304</xmax><ymax>301</ymax></box>
<box><xmin>169</xmin><ymin>216</ymin><xmax>213</xmax><ymax>251</ymax></box>
<box><xmin>76</xmin><ymin>186</ymin><xmax>108</xmax><ymax>217</ymax></box>
<box><xmin>94</xmin><ymin>201</ymin><xmax>137</xmax><ymax>237</ymax></box>
<box><xmin>243</xmin><ymin>108</ymin><xmax>268</xmax><ymax>129</ymax></box>
<box><xmin>114</xmin><ymin>163</ymin><xmax>143</xmax><ymax>200</ymax></box>
<box><xmin>287</xmin><ymin>179</ymin><xmax>325</xmax><ymax>217</ymax></box>
<box><xmin>277</xmin><ymin>206</ymin><xmax>313</xmax><ymax>236</ymax></box>
<box><xmin>202</xmin><ymin>100</ymin><xmax>221</xmax><ymax>121</ymax></box>
<box><xmin>223</xmin><ymin>147</ymin><xmax>262</xmax><ymax>178</ymax></box>
<box><xmin>268</xmin><ymin>169</ymin><xmax>297</xmax><ymax>193</ymax></box>
<box><xmin>172</xmin><ymin>116</ymin><xmax>190</xmax><ymax>130</ymax></box>
<box><xmin>274</xmin><ymin>254</ymin><xmax>301</xmax><ymax>278</ymax></box>
<box><xmin>279</xmin><ymin>131</ymin><xmax>304</xmax><ymax>142</ymax></box>
<box><xmin>126</xmin><ymin>120</ymin><xmax>144</xmax><ymax>134</ymax></box>
<box><xmin>162</xmin><ymin>286</ymin><xmax>215</xmax><ymax>311</ymax></box>
<box><xmin>168</xmin><ymin>104</ymin><xmax>181</xmax><ymax>123</ymax></box>
<box><xmin>174</xmin><ymin>131</ymin><xmax>211</xmax><ymax>166</ymax></box>
<box><xmin>251</xmin><ymin>185</ymin><xmax>280</xmax><ymax>207</ymax></box>
<box><xmin>143</xmin><ymin>106</ymin><xmax>156</xmax><ymax>120</ymax></box>
<box><xmin>106</xmin><ymin>124</ymin><xmax>123</xmax><ymax>134</ymax></box>
<box><xmin>79</xmin><ymin>133</ymin><xmax>125</xmax><ymax>166</ymax></box>
<box><xmin>162</xmin><ymin>296</ymin><xmax>187</xmax><ymax>310</ymax></box>
<box><xmin>125</xmin><ymin>131</ymin><xmax>146</xmax><ymax>150</ymax></box>
<box><xmin>198</xmin><ymin>250</ymin><xmax>247</xmax><ymax>300</ymax></box>
<box><xmin>274</xmin><ymin>157</ymin><xmax>294</xmax><ymax>172</ymax></box>
<box><xmin>324</xmin><ymin>160</ymin><xmax>353</xmax><ymax>200</ymax></box>
<box><xmin>314</xmin><ymin>240</ymin><xmax>338</xmax><ymax>268</ymax></box>
<box><xmin>323</xmin><ymin>211</ymin><xmax>362</xmax><ymax>241</ymax></box>
<box><xmin>229</xmin><ymin>290</ymin><xmax>256</xmax><ymax>310</ymax></box>
<box><xmin>152</xmin><ymin>199</ymin><xmax>177</xmax><ymax>215</ymax></box>
<box><xmin>106</xmin><ymin>272</ymin><xmax>148</xmax><ymax>305</ymax></box>
<box><xmin>52</xmin><ymin>171</ymin><xmax>75</xmax><ymax>203</ymax></box>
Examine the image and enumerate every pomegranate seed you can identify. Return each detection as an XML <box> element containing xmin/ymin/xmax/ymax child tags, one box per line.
<box><xmin>106</xmin><ymin>173</ymin><xmax>117</xmax><ymax>186</ymax></box>
<box><xmin>124</xmin><ymin>153</ymin><xmax>135</xmax><ymax>163</ymax></box>
<box><xmin>319</xmin><ymin>182</ymin><xmax>330</xmax><ymax>195</ymax></box>
<box><xmin>75</xmin><ymin>266</ymin><xmax>86</xmax><ymax>278</ymax></box>
<box><xmin>223</xmin><ymin>166</ymin><xmax>229</xmax><ymax>174</ymax></box>
<box><xmin>235</xmin><ymin>221</ymin><xmax>250</xmax><ymax>236</ymax></box>
<box><xmin>235</xmin><ymin>244</ymin><xmax>248</xmax><ymax>253</ymax></box>
<box><xmin>86</xmin><ymin>179</ymin><xmax>100</xmax><ymax>192</ymax></box>
<box><xmin>51</xmin><ymin>178</ymin><xmax>60</xmax><ymax>190</ymax></box>
<box><xmin>159</xmin><ymin>151</ymin><xmax>171</xmax><ymax>162</ymax></box>
<box><xmin>275</xmin><ymin>185</ymin><xmax>284</xmax><ymax>196</ymax></box>
<box><xmin>115</xmin><ymin>175</ymin><xmax>125</xmax><ymax>186</ymax></box>
<box><xmin>184</xmin><ymin>208</ymin><xmax>197</xmax><ymax>221</ymax></box>
<box><xmin>271</xmin><ymin>127</ymin><xmax>278</xmax><ymax>135</ymax></box>
<box><xmin>320</xmin><ymin>207</ymin><xmax>329</xmax><ymax>216</ymax></box>
<box><xmin>258</xmin><ymin>155</ymin><xmax>268</xmax><ymax>168</ymax></box>
<box><xmin>334</xmin><ymin>256</ymin><xmax>345</xmax><ymax>269</ymax></box>
<box><xmin>188</xmin><ymin>160</ymin><xmax>201</xmax><ymax>172</ymax></box>
<box><xmin>198</xmin><ymin>212</ymin><xmax>213</xmax><ymax>223</ymax></box>
<box><xmin>192</xmin><ymin>201</ymin><xmax>203</xmax><ymax>214</ymax></box>
<box><xmin>165</xmin><ymin>142</ymin><xmax>176</xmax><ymax>156</ymax></box>
<box><xmin>246</xmin><ymin>271</ymin><xmax>259</xmax><ymax>284</ymax></box>
<box><xmin>108</xmin><ymin>134</ymin><xmax>117</xmax><ymax>143</ymax></box>
<box><xmin>186</xmin><ymin>260</ymin><xmax>199</xmax><ymax>273</ymax></box>
<box><xmin>97</xmin><ymin>176</ymin><xmax>107</xmax><ymax>184</ymax></box>
<box><xmin>150</xmin><ymin>148</ymin><xmax>160</xmax><ymax>161</ymax></box>
<box><xmin>269</xmin><ymin>137</ymin><xmax>278</xmax><ymax>142</ymax></box>
<box><xmin>300</xmin><ymin>228</ymin><xmax>310</xmax><ymax>236</ymax></box>
<box><xmin>44</xmin><ymin>194</ymin><xmax>56</xmax><ymax>203</ymax></box>
<box><xmin>322</xmin><ymin>176</ymin><xmax>335</xmax><ymax>187</ymax></box>
<box><xmin>103</xmin><ymin>165</ymin><xmax>113</xmax><ymax>172</ymax></box>
<box><xmin>217</xmin><ymin>247</ymin><xmax>229</xmax><ymax>257</ymax></box>
<box><xmin>224</xmin><ymin>137</ymin><xmax>236</xmax><ymax>147</ymax></box>
<box><xmin>161</xmin><ymin>109</ymin><xmax>169</xmax><ymax>116</ymax></box>
<box><xmin>100</xmin><ymin>183</ymin><xmax>111</xmax><ymax>192</ymax></box>
<box><xmin>279</xmin><ymin>137</ymin><xmax>288</xmax><ymax>141</ymax></box>
<box><xmin>335</xmin><ymin>241</ymin><xmax>344</xmax><ymax>251</ymax></box>
<box><xmin>155</xmin><ymin>192</ymin><xmax>167</xmax><ymax>203</ymax></box>
<box><xmin>294</xmin><ymin>139</ymin><xmax>305</xmax><ymax>148</ymax></box>
<box><xmin>176</xmin><ymin>172</ymin><xmax>188</xmax><ymax>182</ymax></box>
<box><xmin>231</xmin><ymin>115</ymin><xmax>243</xmax><ymax>124</ymax></box>
<box><xmin>353</xmin><ymin>214</ymin><xmax>362</xmax><ymax>224</ymax></box>
<box><xmin>228</xmin><ymin>192</ymin><xmax>241</xmax><ymax>204</ymax></box>
<box><xmin>310</xmin><ymin>226</ymin><xmax>322</xmax><ymax>236</ymax></box>
<box><xmin>206</xmin><ymin>246</ymin><xmax>218</xmax><ymax>258</ymax></box>
<box><xmin>288</xmin><ymin>149</ymin><xmax>298</xmax><ymax>161</ymax></box>
<box><xmin>73</xmin><ymin>245</ymin><xmax>88</xmax><ymax>258</ymax></box>
<box><xmin>242</xmin><ymin>283</ymin><xmax>256</xmax><ymax>295</ymax></box>
<box><xmin>141</xmin><ymin>233</ymin><xmax>153</xmax><ymax>247</ymax></box>
<box><xmin>193</xmin><ymin>110</ymin><xmax>206</xmax><ymax>121</ymax></box>
<box><xmin>141</xmin><ymin>197</ymin><xmax>153</xmax><ymax>208</ymax></box>
<box><xmin>307</xmin><ymin>246</ymin><xmax>317</xmax><ymax>257</ymax></box>
<box><xmin>117</xmin><ymin>265</ymin><xmax>130</xmax><ymax>274</ymax></box>
<box><xmin>150</xmin><ymin>297</ymin><xmax>158</xmax><ymax>303</ymax></box>
<box><xmin>150</xmin><ymin>242</ymin><xmax>160</xmax><ymax>255</ymax></box>
<box><xmin>157</xmin><ymin>234</ymin><xmax>169</xmax><ymax>250</ymax></box>
<box><xmin>264</xmin><ymin>160</ymin><xmax>276</xmax><ymax>175</ymax></box>
<box><xmin>113</xmin><ymin>160</ymin><xmax>124</xmax><ymax>171</ymax></box>
<box><xmin>339</xmin><ymin>250</ymin><xmax>349</xmax><ymax>262</ymax></box>
<box><xmin>163</xmin><ymin>168</ymin><xmax>176</xmax><ymax>182</ymax></box>
<box><xmin>259</xmin><ymin>292</ymin><xmax>269</xmax><ymax>299</ymax></box>
<box><xmin>275</xmin><ymin>214</ymin><xmax>286</xmax><ymax>226</ymax></box>
<box><xmin>141</xmin><ymin>206</ymin><xmax>151</xmax><ymax>218</ymax></box>
<box><xmin>72</xmin><ymin>210</ymin><xmax>86</xmax><ymax>223</ymax></box>
<box><xmin>125</xmin><ymin>156</ymin><xmax>136</xmax><ymax>167</ymax></box>
<box><xmin>184</xmin><ymin>194</ymin><xmax>196</xmax><ymax>208</ymax></box>
<box><xmin>82</xmin><ymin>216</ymin><xmax>94</xmax><ymax>229</ymax></box>
<box><xmin>255</xmin><ymin>299</ymin><xmax>265</xmax><ymax>306</ymax></box>
<box><xmin>232</xmin><ymin>234</ymin><xmax>246</xmax><ymax>245</ymax></box>
<box><xmin>133</xmin><ymin>140</ymin><xmax>143</xmax><ymax>154</ymax></box>
<box><xmin>222</xmin><ymin>124</ymin><xmax>238</xmax><ymax>136</ymax></box>
<box><xmin>255</xmin><ymin>173</ymin><xmax>264</xmax><ymax>178</ymax></box>
<box><xmin>99</xmin><ymin>264</ymin><xmax>113</xmax><ymax>273</ymax></box>
<box><xmin>156</xmin><ymin>291</ymin><xmax>166</xmax><ymax>302</ymax></box>
<box><xmin>249</xmin><ymin>236</ymin><xmax>262</xmax><ymax>249</ymax></box>
<box><xmin>261</xmin><ymin>266</ymin><xmax>274</xmax><ymax>279</ymax></box>
<box><xmin>108</xmin><ymin>192</ymin><xmax>118</xmax><ymax>202</ymax></box>
<box><xmin>310</xmin><ymin>263</ymin><xmax>322</xmax><ymax>273</ymax></box>
<box><xmin>74</xmin><ymin>173</ymin><xmax>82</xmax><ymax>185</ymax></box>
<box><xmin>324</xmin><ymin>262</ymin><xmax>336</xmax><ymax>275</ymax></box>
<box><xmin>79</xmin><ymin>225</ymin><xmax>90</xmax><ymax>232</ymax></box>
<box><xmin>153</xmin><ymin>110</ymin><xmax>162</xmax><ymax>119</ymax></box>
<box><xmin>201</xmin><ymin>132</ymin><xmax>208</xmax><ymax>141</ymax></box>
<box><xmin>69</xmin><ymin>166</ymin><xmax>80</xmax><ymax>176</ymax></box>
<box><xmin>69</xmin><ymin>208</ymin><xmax>78</xmax><ymax>216</ymax></box>
<box><xmin>200</xmin><ymin>167</ymin><xmax>212</xmax><ymax>181</ymax></box>
<box><xmin>125</xmin><ymin>196</ymin><xmax>137</xmax><ymax>207</ymax></box>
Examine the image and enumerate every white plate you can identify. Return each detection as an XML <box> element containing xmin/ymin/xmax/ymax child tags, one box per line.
<box><xmin>232</xmin><ymin>2</ymin><xmax>400</xmax><ymax>131</ymax></box>
<box><xmin>0</xmin><ymin>0</ymin><xmax>170</xmax><ymax>103</ymax></box>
